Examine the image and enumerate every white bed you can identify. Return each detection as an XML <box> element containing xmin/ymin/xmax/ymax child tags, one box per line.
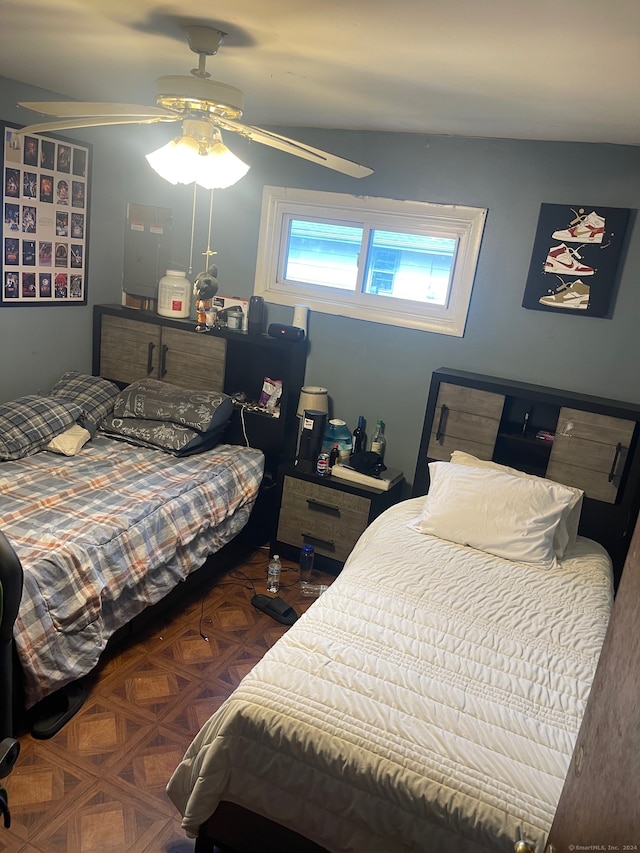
<box><xmin>168</xmin><ymin>482</ymin><xmax>613</xmax><ymax>853</ymax></box>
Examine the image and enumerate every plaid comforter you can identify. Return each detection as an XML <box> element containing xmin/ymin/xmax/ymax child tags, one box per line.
<box><xmin>0</xmin><ymin>436</ymin><xmax>264</xmax><ymax>707</ymax></box>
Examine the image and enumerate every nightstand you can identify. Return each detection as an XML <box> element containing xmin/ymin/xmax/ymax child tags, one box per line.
<box><xmin>273</xmin><ymin>462</ymin><xmax>405</xmax><ymax>573</ymax></box>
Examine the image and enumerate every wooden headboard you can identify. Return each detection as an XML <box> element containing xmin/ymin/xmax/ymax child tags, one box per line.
<box><xmin>413</xmin><ymin>368</ymin><xmax>640</xmax><ymax>589</ymax></box>
<box><xmin>93</xmin><ymin>304</ymin><xmax>307</xmax><ymax>478</ymax></box>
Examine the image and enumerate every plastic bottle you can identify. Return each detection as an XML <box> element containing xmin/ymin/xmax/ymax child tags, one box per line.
<box><xmin>328</xmin><ymin>443</ymin><xmax>340</xmax><ymax>471</ymax></box>
<box><xmin>300</xmin><ymin>583</ymin><xmax>329</xmax><ymax>598</ymax></box>
<box><xmin>299</xmin><ymin>544</ymin><xmax>315</xmax><ymax>585</ymax></box>
<box><xmin>267</xmin><ymin>554</ymin><xmax>281</xmax><ymax>593</ymax></box>
<box><xmin>370</xmin><ymin>419</ymin><xmax>386</xmax><ymax>460</ymax></box>
<box><xmin>322</xmin><ymin>419</ymin><xmax>352</xmax><ymax>459</ymax></box>
<box><xmin>157</xmin><ymin>269</ymin><xmax>190</xmax><ymax>319</ymax></box>
<box><xmin>352</xmin><ymin>415</ymin><xmax>366</xmax><ymax>453</ymax></box>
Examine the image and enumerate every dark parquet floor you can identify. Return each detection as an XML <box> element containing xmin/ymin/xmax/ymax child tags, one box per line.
<box><xmin>1</xmin><ymin>548</ymin><xmax>334</xmax><ymax>853</ymax></box>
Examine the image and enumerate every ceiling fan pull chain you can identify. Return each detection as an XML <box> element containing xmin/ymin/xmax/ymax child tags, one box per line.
<box><xmin>188</xmin><ymin>182</ymin><xmax>198</xmax><ymax>276</ymax></box>
<box><xmin>203</xmin><ymin>188</ymin><xmax>217</xmax><ymax>268</ymax></box>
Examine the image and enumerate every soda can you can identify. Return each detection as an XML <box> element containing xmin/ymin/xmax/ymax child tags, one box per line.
<box><xmin>316</xmin><ymin>452</ymin><xmax>329</xmax><ymax>476</ymax></box>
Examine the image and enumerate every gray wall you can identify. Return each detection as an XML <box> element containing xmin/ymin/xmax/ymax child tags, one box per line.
<box><xmin>0</xmin><ymin>78</ymin><xmax>132</xmax><ymax>401</ymax></box>
<box><xmin>2</xmin><ymin>75</ymin><xmax>639</xmax><ymax>487</ymax></box>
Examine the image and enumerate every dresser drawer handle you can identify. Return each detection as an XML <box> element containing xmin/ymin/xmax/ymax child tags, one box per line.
<box><xmin>302</xmin><ymin>532</ymin><xmax>335</xmax><ymax>549</ymax></box>
<box><xmin>146</xmin><ymin>341</ymin><xmax>155</xmax><ymax>375</ymax></box>
<box><xmin>306</xmin><ymin>498</ymin><xmax>341</xmax><ymax>516</ymax></box>
<box><xmin>609</xmin><ymin>442</ymin><xmax>622</xmax><ymax>483</ymax></box>
<box><xmin>436</xmin><ymin>403</ymin><xmax>449</xmax><ymax>441</ymax></box>
<box><xmin>160</xmin><ymin>343</ymin><xmax>169</xmax><ymax>378</ymax></box>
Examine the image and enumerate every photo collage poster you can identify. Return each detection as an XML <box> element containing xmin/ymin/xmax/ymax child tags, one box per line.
<box><xmin>2</xmin><ymin>123</ymin><xmax>90</xmax><ymax>305</ymax></box>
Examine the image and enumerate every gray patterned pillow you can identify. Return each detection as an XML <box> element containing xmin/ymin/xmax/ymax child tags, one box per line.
<box><xmin>100</xmin><ymin>415</ymin><xmax>227</xmax><ymax>457</ymax></box>
<box><xmin>112</xmin><ymin>379</ymin><xmax>232</xmax><ymax>433</ymax></box>
<box><xmin>0</xmin><ymin>395</ymin><xmax>83</xmax><ymax>461</ymax></box>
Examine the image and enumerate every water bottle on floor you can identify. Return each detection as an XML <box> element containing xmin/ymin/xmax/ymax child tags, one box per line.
<box><xmin>299</xmin><ymin>544</ymin><xmax>315</xmax><ymax>586</ymax></box>
<box><xmin>267</xmin><ymin>554</ymin><xmax>281</xmax><ymax>593</ymax></box>
<box><xmin>301</xmin><ymin>584</ymin><xmax>329</xmax><ymax>598</ymax></box>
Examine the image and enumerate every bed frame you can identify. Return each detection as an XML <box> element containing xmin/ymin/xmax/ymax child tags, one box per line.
<box><xmin>191</xmin><ymin>368</ymin><xmax>640</xmax><ymax>853</ymax></box>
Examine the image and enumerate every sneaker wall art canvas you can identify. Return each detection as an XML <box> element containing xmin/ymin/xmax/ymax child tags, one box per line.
<box><xmin>522</xmin><ymin>203</ymin><xmax>630</xmax><ymax>318</ymax></box>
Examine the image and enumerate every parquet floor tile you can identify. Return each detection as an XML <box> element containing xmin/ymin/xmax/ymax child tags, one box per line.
<box><xmin>2</xmin><ymin>548</ymin><xmax>334</xmax><ymax>852</ymax></box>
<box><xmin>34</xmin><ymin>698</ymin><xmax>155</xmax><ymax>775</ymax></box>
<box><xmin>159</xmin><ymin>679</ymin><xmax>243</xmax><ymax>739</ymax></box>
<box><xmin>108</xmin><ymin>725</ymin><xmax>194</xmax><ymax>800</ymax></box>
<box><xmin>29</xmin><ymin>779</ymin><xmax>174</xmax><ymax>853</ymax></box>
<box><xmin>0</xmin><ymin>740</ymin><xmax>94</xmax><ymax>850</ymax></box>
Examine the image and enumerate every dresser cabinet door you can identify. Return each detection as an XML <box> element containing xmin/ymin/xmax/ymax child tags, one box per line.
<box><xmin>546</xmin><ymin>408</ymin><xmax>636</xmax><ymax>503</ymax></box>
<box><xmin>100</xmin><ymin>315</ymin><xmax>227</xmax><ymax>392</ymax></box>
<box><xmin>160</xmin><ymin>327</ymin><xmax>226</xmax><ymax>392</ymax></box>
<box><xmin>427</xmin><ymin>382</ymin><xmax>505</xmax><ymax>462</ymax></box>
<box><xmin>100</xmin><ymin>314</ymin><xmax>160</xmax><ymax>384</ymax></box>
<box><xmin>277</xmin><ymin>476</ymin><xmax>371</xmax><ymax>563</ymax></box>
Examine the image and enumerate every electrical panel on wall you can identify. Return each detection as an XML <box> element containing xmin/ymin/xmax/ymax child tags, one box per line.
<box><xmin>123</xmin><ymin>203</ymin><xmax>172</xmax><ymax>308</ymax></box>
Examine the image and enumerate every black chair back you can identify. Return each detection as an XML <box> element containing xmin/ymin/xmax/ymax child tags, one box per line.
<box><xmin>0</xmin><ymin>531</ymin><xmax>23</xmax><ymax>740</ymax></box>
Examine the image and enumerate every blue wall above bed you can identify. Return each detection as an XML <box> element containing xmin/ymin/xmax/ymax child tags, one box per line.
<box><xmin>1</xmin><ymin>74</ymin><xmax>639</xmax><ymax>487</ymax></box>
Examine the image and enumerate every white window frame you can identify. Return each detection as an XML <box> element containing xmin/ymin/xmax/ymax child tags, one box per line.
<box><xmin>254</xmin><ymin>186</ymin><xmax>487</xmax><ymax>336</ymax></box>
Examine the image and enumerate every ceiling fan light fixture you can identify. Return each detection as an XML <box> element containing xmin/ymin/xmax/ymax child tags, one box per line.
<box><xmin>19</xmin><ymin>26</ymin><xmax>372</xmax><ymax>180</ymax></box>
<box><xmin>145</xmin><ymin>121</ymin><xmax>249</xmax><ymax>190</ymax></box>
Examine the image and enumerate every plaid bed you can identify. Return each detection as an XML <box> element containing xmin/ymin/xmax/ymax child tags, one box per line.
<box><xmin>0</xmin><ymin>436</ymin><xmax>264</xmax><ymax>707</ymax></box>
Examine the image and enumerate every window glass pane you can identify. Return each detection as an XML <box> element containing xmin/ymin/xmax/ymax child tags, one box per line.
<box><xmin>363</xmin><ymin>230</ymin><xmax>456</xmax><ymax>305</ymax></box>
<box><xmin>284</xmin><ymin>218</ymin><xmax>363</xmax><ymax>291</ymax></box>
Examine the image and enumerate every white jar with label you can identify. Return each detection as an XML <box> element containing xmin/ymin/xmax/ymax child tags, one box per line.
<box><xmin>157</xmin><ymin>269</ymin><xmax>190</xmax><ymax>319</ymax></box>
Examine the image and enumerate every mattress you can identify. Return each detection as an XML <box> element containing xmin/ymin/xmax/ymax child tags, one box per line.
<box><xmin>1</xmin><ymin>436</ymin><xmax>263</xmax><ymax>706</ymax></box>
<box><xmin>167</xmin><ymin>497</ymin><xmax>613</xmax><ymax>853</ymax></box>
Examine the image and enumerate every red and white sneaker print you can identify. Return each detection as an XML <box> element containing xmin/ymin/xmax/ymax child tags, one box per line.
<box><xmin>551</xmin><ymin>210</ymin><xmax>605</xmax><ymax>244</ymax></box>
<box><xmin>544</xmin><ymin>243</ymin><xmax>595</xmax><ymax>276</ymax></box>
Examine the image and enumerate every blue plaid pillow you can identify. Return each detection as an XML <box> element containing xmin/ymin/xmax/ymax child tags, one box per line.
<box><xmin>49</xmin><ymin>371</ymin><xmax>120</xmax><ymax>433</ymax></box>
<box><xmin>0</xmin><ymin>395</ymin><xmax>83</xmax><ymax>461</ymax></box>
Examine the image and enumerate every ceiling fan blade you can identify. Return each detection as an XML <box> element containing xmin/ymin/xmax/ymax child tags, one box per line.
<box><xmin>17</xmin><ymin>115</ymin><xmax>180</xmax><ymax>136</ymax></box>
<box><xmin>19</xmin><ymin>101</ymin><xmax>174</xmax><ymax>119</ymax></box>
<box><xmin>216</xmin><ymin>118</ymin><xmax>373</xmax><ymax>178</ymax></box>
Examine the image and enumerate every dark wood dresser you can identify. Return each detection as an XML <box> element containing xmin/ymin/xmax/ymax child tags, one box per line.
<box><xmin>273</xmin><ymin>463</ymin><xmax>405</xmax><ymax>574</ymax></box>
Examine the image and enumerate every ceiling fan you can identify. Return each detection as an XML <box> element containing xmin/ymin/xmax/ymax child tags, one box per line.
<box><xmin>17</xmin><ymin>25</ymin><xmax>373</xmax><ymax>180</ymax></box>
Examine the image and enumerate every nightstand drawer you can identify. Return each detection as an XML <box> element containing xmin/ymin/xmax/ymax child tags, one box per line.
<box><xmin>277</xmin><ymin>476</ymin><xmax>370</xmax><ymax>562</ymax></box>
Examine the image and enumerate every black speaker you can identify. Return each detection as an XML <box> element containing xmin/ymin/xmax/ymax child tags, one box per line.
<box><xmin>248</xmin><ymin>295</ymin><xmax>265</xmax><ymax>335</ymax></box>
<box><xmin>268</xmin><ymin>323</ymin><xmax>305</xmax><ymax>342</ymax></box>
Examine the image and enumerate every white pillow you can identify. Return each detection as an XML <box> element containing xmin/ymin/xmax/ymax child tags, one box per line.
<box><xmin>449</xmin><ymin>450</ymin><xmax>583</xmax><ymax>558</ymax></box>
<box><xmin>45</xmin><ymin>424</ymin><xmax>91</xmax><ymax>456</ymax></box>
<box><xmin>408</xmin><ymin>461</ymin><xmax>583</xmax><ymax>569</ymax></box>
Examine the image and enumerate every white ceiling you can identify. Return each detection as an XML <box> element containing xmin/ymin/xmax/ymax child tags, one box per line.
<box><xmin>1</xmin><ymin>0</ymin><xmax>639</xmax><ymax>146</ymax></box>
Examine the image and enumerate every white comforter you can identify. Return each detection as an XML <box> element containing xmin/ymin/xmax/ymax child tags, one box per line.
<box><xmin>167</xmin><ymin>497</ymin><xmax>613</xmax><ymax>853</ymax></box>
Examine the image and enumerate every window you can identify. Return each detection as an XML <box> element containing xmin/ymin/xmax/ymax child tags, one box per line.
<box><xmin>254</xmin><ymin>186</ymin><xmax>487</xmax><ymax>336</ymax></box>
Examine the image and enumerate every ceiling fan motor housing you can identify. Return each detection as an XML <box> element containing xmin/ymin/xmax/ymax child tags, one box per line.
<box><xmin>155</xmin><ymin>76</ymin><xmax>244</xmax><ymax>119</ymax></box>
